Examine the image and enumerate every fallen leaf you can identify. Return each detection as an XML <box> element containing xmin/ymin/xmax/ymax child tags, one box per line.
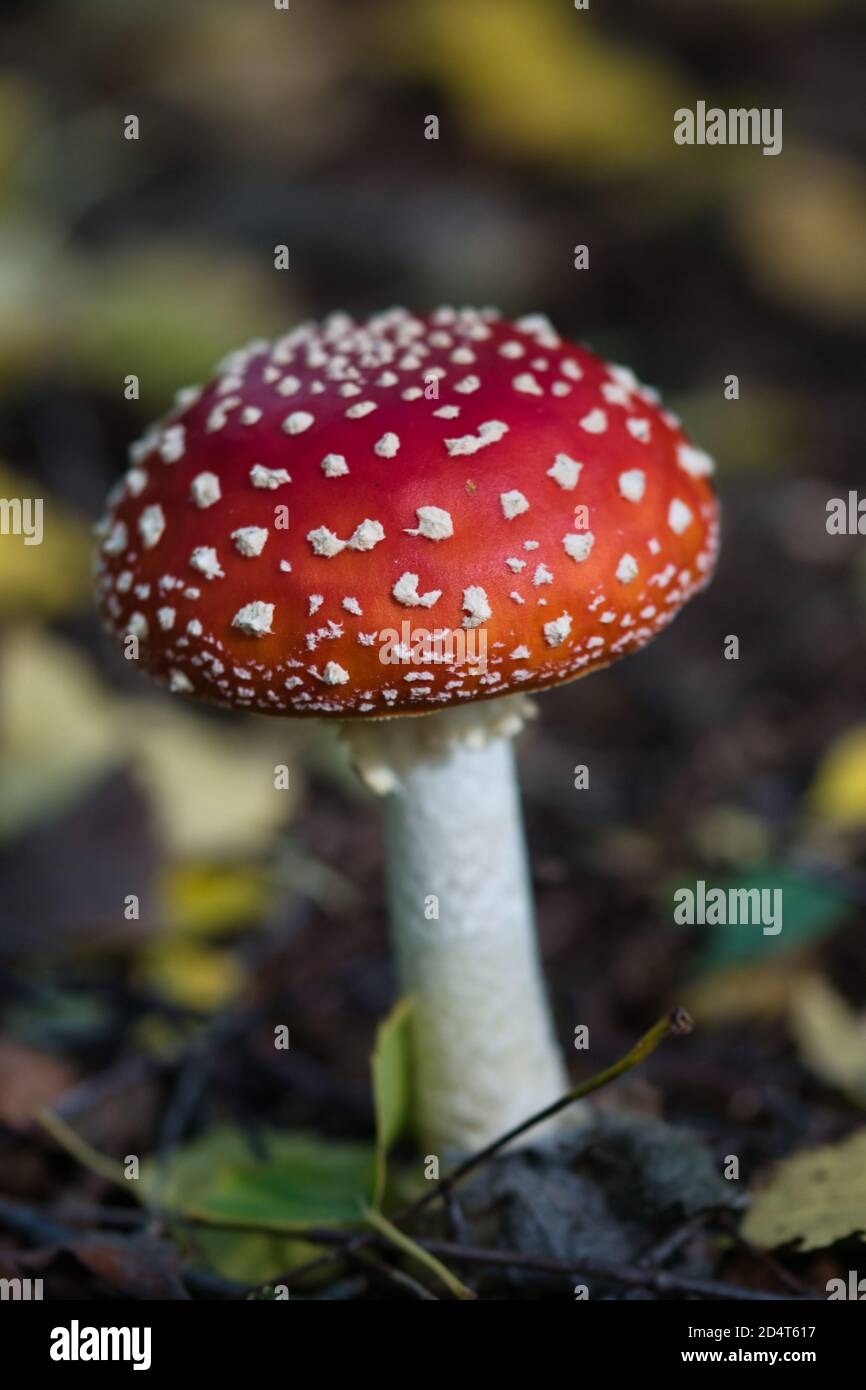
<box><xmin>809</xmin><ymin>725</ymin><xmax>866</xmax><ymax>829</ymax></box>
<box><xmin>0</xmin><ymin>627</ymin><xmax>298</xmax><ymax>857</ymax></box>
<box><xmin>0</xmin><ymin>1041</ymin><xmax>75</xmax><ymax>1128</ymax></box>
<box><xmin>377</xmin><ymin>0</ymin><xmax>690</xmax><ymax>176</ymax></box>
<box><xmin>731</xmin><ymin>149</ymin><xmax>866</xmax><ymax>327</ymax></box>
<box><xmin>742</xmin><ymin>1129</ymin><xmax>866</xmax><ymax>1251</ymax></box>
<box><xmin>143</xmin><ymin>1126</ymin><xmax>376</xmax><ymax>1283</ymax></box>
<box><xmin>789</xmin><ymin>975</ymin><xmax>866</xmax><ymax>1108</ymax></box>
<box><xmin>69</xmin><ymin>1233</ymin><xmax>189</xmax><ymax>1301</ymax></box>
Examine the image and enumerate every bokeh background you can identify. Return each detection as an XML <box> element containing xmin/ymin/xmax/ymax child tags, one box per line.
<box><xmin>1</xmin><ymin>0</ymin><xmax>865</xmax><ymax>1298</ymax></box>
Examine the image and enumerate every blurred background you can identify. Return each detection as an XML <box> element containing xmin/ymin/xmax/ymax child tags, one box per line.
<box><xmin>1</xmin><ymin>0</ymin><xmax>865</xmax><ymax>1297</ymax></box>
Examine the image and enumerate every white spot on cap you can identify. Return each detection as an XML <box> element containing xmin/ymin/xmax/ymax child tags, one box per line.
<box><xmin>233</xmin><ymin>526</ymin><xmax>269</xmax><ymax>557</ymax></box>
<box><xmin>138</xmin><ymin>504</ymin><xmax>165</xmax><ymax>549</ymax></box>
<box><xmin>579</xmin><ymin>408</ymin><xmax>608</xmax><ymax>434</ymax></box>
<box><xmin>498</xmin><ymin>341</ymin><xmax>525</xmax><ymax>359</ymax></box>
<box><xmin>677</xmin><ymin>444</ymin><xmax>715</xmax><ymax>478</ymax></box>
<box><xmin>126</xmin><ymin>612</ymin><xmax>149</xmax><ymax>639</ymax></box>
<box><xmin>321</xmin><ymin>453</ymin><xmax>349</xmax><ymax>477</ymax></box>
<box><xmin>543</xmin><ymin>613</ymin><xmax>572</xmax><ymax>646</ymax></box>
<box><xmin>232</xmin><ymin>601</ymin><xmax>274</xmax><ymax>636</ymax></box>
<box><xmin>533</xmin><ymin>564</ymin><xmax>553</xmax><ymax>586</ymax></box>
<box><xmin>169</xmin><ymin>670</ymin><xmax>194</xmax><ymax>693</ymax></box>
<box><xmin>505</xmin><ymin>556</ymin><xmax>526</xmax><ymax>572</ymax></box>
<box><xmin>626</xmin><ymin>418</ymin><xmax>651</xmax><ymax>442</ymax></box>
<box><xmin>251</xmin><ymin>465</ymin><xmax>291</xmax><ymax>489</ymax></box>
<box><xmin>157</xmin><ymin>607</ymin><xmax>175</xmax><ymax>630</ymax></box>
<box><xmin>392</xmin><ymin>572</ymin><xmax>441</xmax><ymax>608</ymax></box>
<box><xmin>126</xmin><ymin>468</ymin><xmax>148</xmax><ymax>497</ymax></box>
<box><xmin>668</xmin><ymin>498</ymin><xmax>694</xmax><ymax>534</ymax></box>
<box><xmin>511</xmin><ymin>644</ymin><xmax>530</xmax><ymax>659</ymax></box>
<box><xmin>512</xmin><ymin>372</ymin><xmax>543</xmax><ymax>396</ymax></box>
<box><xmin>160</xmin><ymin>424</ymin><xmax>185</xmax><ymax>463</ymax></box>
<box><xmin>307</xmin><ymin>526</ymin><xmax>346</xmax><ymax>558</ymax></box>
<box><xmin>619</xmin><ymin>469</ymin><xmax>646</xmax><ymax>502</ymax></box>
<box><xmin>347</xmin><ymin>519</ymin><xmax>385</xmax><ymax>551</ymax></box>
<box><xmin>322</xmin><ymin>662</ymin><xmax>349</xmax><ymax>686</ymax></box>
<box><xmin>433</xmin><ymin>405</ymin><xmax>460</xmax><ymax>419</ymax></box>
<box><xmin>453</xmin><ymin>375</ymin><xmax>481</xmax><ymax>394</ymax></box>
<box><xmin>560</xmin><ymin>358</ymin><xmax>583</xmax><ymax>381</ymax></box>
<box><xmin>191</xmin><ymin>472</ymin><xmax>221</xmax><ymax>508</ymax></box>
<box><xmin>240</xmin><ymin>407</ymin><xmax>263</xmax><ymax>425</ymax></box>
<box><xmin>374</xmin><ymin>432</ymin><xmax>400</xmax><ymax>458</ymax></box>
<box><xmin>342</xmin><ymin>596</ymin><xmax>363</xmax><ymax>615</ymax></box>
<box><xmin>309</xmin><ymin>594</ymin><xmax>324</xmax><ymax>615</ymax></box>
<box><xmin>190</xmin><ymin>546</ymin><xmax>225</xmax><ymax>579</ymax></box>
<box><xmin>187</xmin><ymin>618</ymin><xmax>203</xmax><ymax>636</ymax></box>
<box><xmin>444</xmin><ymin>420</ymin><xmax>508</xmax><ymax>456</ymax></box>
<box><xmin>345</xmin><ymin>401</ymin><xmax>377</xmax><ymax>419</ymax></box>
<box><xmin>462</xmin><ymin>585</ymin><xmax>491</xmax><ymax>628</ymax></box>
<box><xmin>616</xmin><ymin>553</ymin><xmax>639</xmax><ymax>584</ymax></box>
<box><xmin>500</xmin><ymin>490</ymin><xmax>529</xmax><ymax>520</ymax></box>
<box><xmin>405</xmin><ymin>506</ymin><xmax>454</xmax><ymax>541</ymax></box>
<box><xmin>103</xmin><ymin>521</ymin><xmax>128</xmax><ymax>555</ymax></box>
<box><xmin>276</xmin><ymin>375</ymin><xmax>301</xmax><ymax>397</ymax></box>
<box><xmin>547</xmin><ymin>454</ymin><xmax>582</xmax><ymax>490</ymax></box>
<box><xmin>563</xmin><ymin>532</ymin><xmax>595</xmax><ymax>562</ymax></box>
<box><xmin>282</xmin><ymin>411</ymin><xmax>315</xmax><ymax>434</ymax></box>
<box><xmin>601</xmin><ymin>382</ymin><xmax>630</xmax><ymax>407</ymax></box>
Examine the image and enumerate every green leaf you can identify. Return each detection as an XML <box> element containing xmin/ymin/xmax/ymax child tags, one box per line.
<box><xmin>143</xmin><ymin>1127</ymin><xmax>375</xmax><ymax>1284</ymax></box>
<box><xmin>370</xmin><ymin>996</ymin><xmax>414</xmax><ymax>1207</ymax></box>
<box><xmin>665</xmin><ymin>867</ymin><xmax>851</xmax><ymax>977</ymax></box>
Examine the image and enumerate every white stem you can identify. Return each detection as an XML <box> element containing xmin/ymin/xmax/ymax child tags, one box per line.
<box><xmin>382</xmin><ymin>731</ymin><xmax>568</xmax><ymax>1153</ymax></box>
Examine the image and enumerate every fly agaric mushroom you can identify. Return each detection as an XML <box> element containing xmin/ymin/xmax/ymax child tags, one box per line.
<box><xmin>95</xmin><ymin>307</ymin><xmax>719</xmax><ymax>1152</ymax></box>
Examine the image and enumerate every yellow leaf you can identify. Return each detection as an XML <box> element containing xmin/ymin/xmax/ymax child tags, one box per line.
<box><xmin>0</xmin><ymin>626</ymin><xmax>121</xmax><ymax>839</ymax></box>
<box><xmin>809</xmin><ymin>724</ymin><xmax>866</xmax><ymax>827</ymax></box>
<box><xmin>789</xmin><ymin>975</ymin><xmax>866</xmax><ymax>1108</ymax></box>
<box><xmin>742</xmin><ymin>1129</ymin><xmax>866</xmax><ymax>1251</ymax></box>
<box><xmin>127</xmin><ymin>702</ymin><xmax>298</xmax><ymax>859</ymax></box>
<box><xmin>136</xmin><ymin>939</ymin><xmax>246</xmax><ymax>1013</ymax></box>
<box><xmin>732</xmin><ymin>149</ymin><xmax>866</xmax><ymax>327</ymax></box>
<box><xmin>682</xmin><ymin>959</ymin><xmax>809</xmax><ymax>1025</ymax></box>
<box><xmin>163</xmin><ymin>862</ymin><xmax>272</xmax><ymax>938</ymax></box>
<box><xmin>376</xmin><ymin>0</ymin><xmax>689</xmax><ymax>176</ymax></box>
<box><xmin>0</xmin><ymin>627</ymin><xmax>298</xmax><ymax>856</ymax></box>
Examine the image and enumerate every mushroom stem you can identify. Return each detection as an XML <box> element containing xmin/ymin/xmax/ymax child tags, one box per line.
<box><xmin>380</xmin><ymin>729</ymin><xmax>568</xmax><ymax>1153</ymax></box>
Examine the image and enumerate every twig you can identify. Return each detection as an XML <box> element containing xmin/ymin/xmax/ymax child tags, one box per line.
<box><xmin>407</xmin><ymin>1009</ymin><xmax>694</xmax><ymax>1220</ymax></box>
<box><xmin>36</xmin><ymin>1107</ymin><xmax>127</xmax><ymax>1187</ymax></box>
<box><xmin>349</xmin><ymin>1248</ymin><xmax>439</xmax><ymax>1301</ymax></box>
<box><xmin>362</xmin><ymin>1205</ymin><xmax>476</xmax><ymax>1300</ymax></box>
<box><xmin>417</xmin><ymin>1239</ymin><xmax>815</xmax><ymax>1302</ymax></box>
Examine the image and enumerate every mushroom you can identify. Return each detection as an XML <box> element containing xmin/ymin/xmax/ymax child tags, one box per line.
<box><xmin>95</xmin><ymin>307</ymin><xmax>720</xmax><ymax>1153</ymax></box>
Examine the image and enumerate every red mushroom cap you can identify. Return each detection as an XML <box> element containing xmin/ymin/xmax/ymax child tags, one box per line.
<box><xmin>94</xmin><ymin>307</ymin><xmax>720</xmax><ymax>718</ymax></box>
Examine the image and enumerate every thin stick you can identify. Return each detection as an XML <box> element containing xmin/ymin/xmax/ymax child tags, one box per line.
<box><xmin>36</xmin><ymin>1107</ymin><xmax>127</xmax><ymax>1188</ymax></box>
<box><xmin>406</xmin><ymin>1008</ymin><xmax>693</xmax><ymax>1220</ymax></box>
